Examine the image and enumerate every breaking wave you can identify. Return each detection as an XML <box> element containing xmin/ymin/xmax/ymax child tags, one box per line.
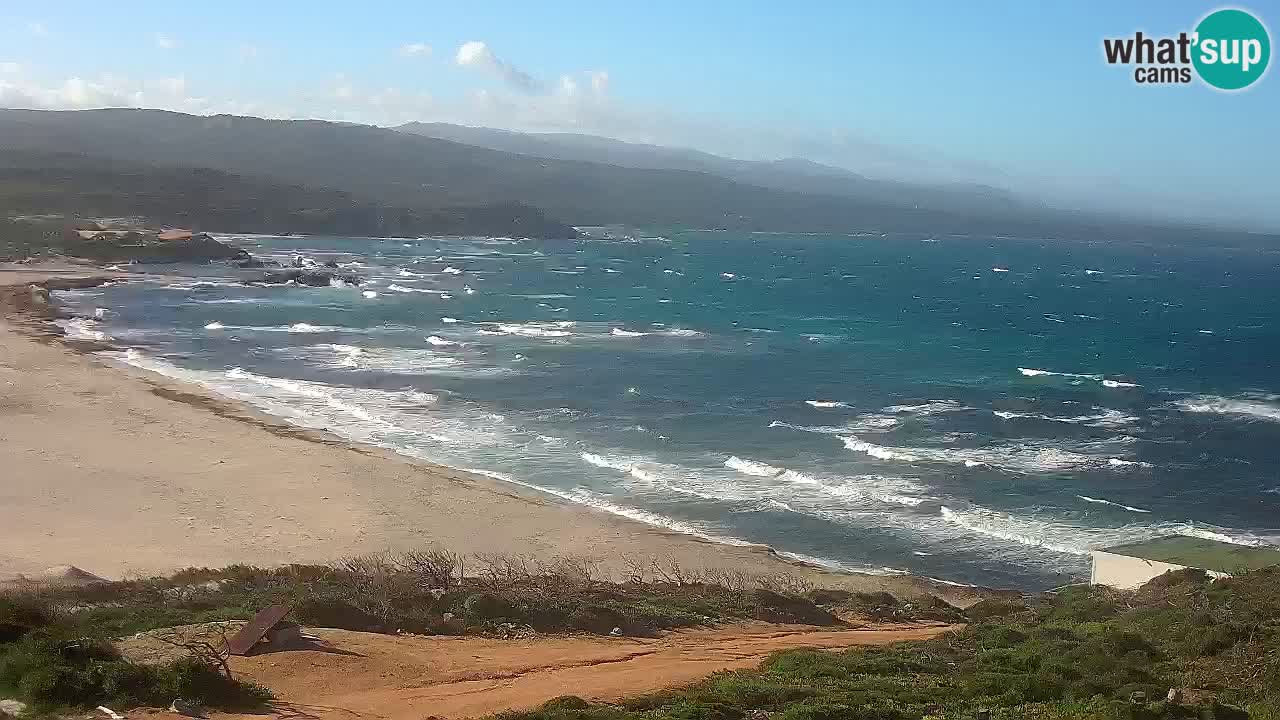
<box><xmin>1076</xmin><ymin>495</ymin><xmax>1151</xmax><ymax>513</ymax></box>
<box><xmin>841</xmin><ymin>436</ymin><xmax>1138</xmax><ymax>473</ymax></box>
<box><xmin>724</xmin><ymin>456</ymin><xmax>784</xmax><ymax>477</ymax></box>
<box><xmin>1176</xmin><ymin>395</ymin><xmax>1280</xmax><ymax>423</ymax></box>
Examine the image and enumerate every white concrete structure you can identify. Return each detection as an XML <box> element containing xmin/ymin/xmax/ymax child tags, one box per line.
<box><xmin>1089</xmin><ymin>549</ymin><xmax>1227</xmax><ymax>590</ymax></box>
<box><xmin>1090</xmin><ymin>535</ymin><xmax>1280</xmax><ymax>590</ymax></box>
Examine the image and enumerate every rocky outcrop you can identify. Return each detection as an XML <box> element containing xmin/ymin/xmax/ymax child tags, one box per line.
<box><xmin>257</xmin><ymin>269</ymin><xmax>362</xmax><ymax>287</ymax></box>
<box><xmin>60</xmin><ymin>226</ymin><xmax>246</xmax><ymax>264</ymax></box>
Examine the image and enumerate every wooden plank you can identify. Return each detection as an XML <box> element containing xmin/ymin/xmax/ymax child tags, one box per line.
<box><xmin>227</xmin><ymin>605</ymin><xmax>291</xmax><ymax>656</ymax></box>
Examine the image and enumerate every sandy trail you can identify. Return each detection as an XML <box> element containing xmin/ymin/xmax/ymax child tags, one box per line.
<box><xmin>213</xmin><ymin>623</ymin><xmax>954</xmax><ymax>720</ymax></box>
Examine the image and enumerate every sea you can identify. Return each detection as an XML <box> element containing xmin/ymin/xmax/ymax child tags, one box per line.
<box><xmin>52</xmin><ymin>230</ymin><xmax>1280</xmax><ymax>590</ymax></box>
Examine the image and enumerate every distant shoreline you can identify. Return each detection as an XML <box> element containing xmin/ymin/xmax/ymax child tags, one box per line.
<box><xmin>0</xmin><ymin>261</ymin><xmax>999</xmax><ymax>606</ymax></box>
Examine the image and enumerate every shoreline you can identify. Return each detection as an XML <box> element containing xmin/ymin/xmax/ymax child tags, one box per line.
<box><xmin>0</xmin><ymin>262</ymin><xmax>1002</xmax><ymax>605</ymax></box>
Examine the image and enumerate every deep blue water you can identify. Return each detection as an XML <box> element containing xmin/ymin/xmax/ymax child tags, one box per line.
<box><xmin>56</xmin><ymin>231</ymin><xmax>1280</xmax><ymax>590</ymax></box>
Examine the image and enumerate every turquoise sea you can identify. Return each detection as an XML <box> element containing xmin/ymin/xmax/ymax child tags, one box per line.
<box><xmin>55</xmin><ymin>231</ymin><xmax>1280</xmax><ymax>589</ymax></box>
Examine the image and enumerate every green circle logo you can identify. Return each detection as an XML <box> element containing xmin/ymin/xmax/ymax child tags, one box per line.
<box><xmin>1193</xmin><ymin>8</ymin><xmax>1270</xmax><ymax>90</ymax></box>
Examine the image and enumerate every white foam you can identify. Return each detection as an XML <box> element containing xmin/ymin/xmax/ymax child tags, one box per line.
<box><xmin>286</xmin><ymin>344</ymin><xmax>471</xmax><ymax>374</ymax></box>
<box><xmin>610</xmin><ymin>328</ymin><xmax>647</xmax><ymax>337</ymax></box>
<box><xmin>1176</xmin><ymin>395</ymin><xmax>1280</xmax><ymax>423</ymax></box>
<box><xmin>203</xmin><ymin>321</ymin><xmax>225</xmax><ymax>330</ymax></box>
<box><xmin>724</xmin><ymin>456</ymin><xmax>784</xmax><ymax>477</ymax></box>
<box><xmin>362</xmin><ymin>291</ymin><xmax>379</xmax><ymax>299</ymax></box>
<box><xmin>991</xmin><ymin>267</ymin><xmax>1009</xmax><ymax>273</ymax></box>
<box><xmin>1017</xmin><ymin>367</ymin><xmax>1102</xmax><ymax>380</ymax></box>
<box><xmin>58</xmin><ymin>318</ymin><xmax>107</xmax><ymax>341</ymax></box>
<box><xmin>1101</xmin><ymin>379</ymin><xmax>1140</xmax><ymax>388</ymax></box>
<box><xmin>1076</xmin><ymin>495</ymin><xmax>1151</xmax><ymax>513</ymax></box>
<box><xmin>721</xmin><ymin>272</ymin><xmax>736</xmax><ymax>279</ymax></box>
<box><xmin>841</xmin><ymin>435</ymin><xmax>1123</xmax><ymax>473</ymax></box>
<box><xmin>940</xmin><ymin>505</ymin><xmax>1087</xmax><ymax>556</ymax></box>
<box><xmin>881</xmin><ymin>400</ymin><xmax>964</xmax><ymax>415</ymax></box>
<box><xmin>441</xmin><ymin>317</ymin><xmax>459</xmax><ymax>324</ymax></box>
<box><xmin>805</xmin><ymin>400</ymin><xmax>848</xmax><ymax>408</ymax></box>
<box><xmin>289</xmin><ymin>323</ymin><xmax>334</xmax><ymax>333</ymax></box>
<box><xmin>993</xmin><ymin>408</ymin><xmax>1138</xmax><ymax>427</ymax></box>
<box><xmin>494</xmin><ymin>323</ymin><xmax>573</xmax><ymax>338</ymax></box>
<box><xmin>662</xmin><ymin>328</ymin><xmax>704</xmax><ymax>337</ymax></box>
<box><xmin>425</xmin><ymin>335</ymin><xmax>458</xmax><ymax>347</ymax></box>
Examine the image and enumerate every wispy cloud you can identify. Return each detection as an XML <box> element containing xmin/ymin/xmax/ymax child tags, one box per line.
<box><xmin>26</xmin><ymin>21</ymin><xmax>48</xmax><ymax>37</ymax></box>
<box><xmin>398</xmin><ymin>42</ymin><xmax>431</xmax><ymax>57</ymax></box>
<box><xmin>455</xmin><ymin>41</ymin><xmax>540</xmax><ymax>93</ymax></box>
<box><xmin>0</xmin><ymin>62</ymin><xmax>20</xmax><ymax>74</ymax></box>
<box><xmin>236</xmin><ymin>45</ymin><xmax>260</xmax><ymax>61</ymax></box>
<box><xmin>154</xmin><ymin>33</ymin><xmax>177</xmax><ymax>50</ymax></box>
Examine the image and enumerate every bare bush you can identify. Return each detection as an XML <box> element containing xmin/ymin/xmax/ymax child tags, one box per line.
<box><xmin>151</xmin><ymin>624</ymin><xmax>235</xmax><ymax>678</ymax></box>
<box><xmin>395</xmin><ymin>549</ymin><xmax>464</xmax><ymax>589</ymax></box>
<box><xmin>753</xmin><ymin>571</ymin><xmax>814</xmax><ymax>596</ymax></box>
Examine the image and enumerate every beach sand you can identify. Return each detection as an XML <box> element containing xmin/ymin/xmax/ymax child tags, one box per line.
<box><xmin>0</xmin><ymin>265</ymin><xmax>984</xmax><ymax>602</ymax></box>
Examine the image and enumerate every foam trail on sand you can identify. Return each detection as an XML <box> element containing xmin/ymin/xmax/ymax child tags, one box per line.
<box><xmin>465</xmin><ymin>468</ymin><xmax>759</xmax><ymax>548</ymax></box>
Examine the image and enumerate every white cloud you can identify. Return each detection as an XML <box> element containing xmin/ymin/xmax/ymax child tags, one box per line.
<box><xmin>155</xmin><ymin>33</ymin><xmax>177</xmax><ymax>50</ymax></box>
<box><xmin>455</xmin><ymin>41</ymin><xmax>540</xmax><ymax>93</ymax></box>
<box><xmin>588</xmin><ymin>71</ymin><xmax>609</xmax><ymax>94</ymax></box>
<box><xmin>558</xmin><ymin>75</ymin><xmax>579</xmax><ymax>97</ymax></box>
<box><xmin>0</xmin><ymin>62</ymin><xmax>20</xmax><ymax>74</ymax></box>
<box><xmin>398</xmin><ymin>42</ymin><xmax>431</xmax><ymax>57</ymax></box>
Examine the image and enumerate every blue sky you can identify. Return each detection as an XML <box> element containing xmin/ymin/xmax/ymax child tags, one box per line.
<box><xmin>1</xmin><ymin>1</ymin><xmax>1277</xmax><ymax>229</ymax></box>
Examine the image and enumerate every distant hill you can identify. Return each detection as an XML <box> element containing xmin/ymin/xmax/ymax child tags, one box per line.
<box><xmin>0</xmin><ymin>150</ymin><xmax>575</xmax><ymax>239</ymax></box>
<box><xmin>0</xmin><ymin>108</ymin><xmax>1273</xmax><ymax>247</ymax></box>
<box><xmin>396</xmin><ymin>121</ymin><xmax>1028</xmax><ymax>215</ymax></box>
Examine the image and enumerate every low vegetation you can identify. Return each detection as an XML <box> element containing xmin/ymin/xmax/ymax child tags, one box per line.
<box><xmin>6</xmin><ymin>554</ymin><xmax>1276</xmax><ymax>718</ymax></box>
<box><xmin>499</xmin><ymin>568</ymin><xmax>1280</xmax><ymax>720</ymax></box>
<box><xmin>1</xmin><ymin>551</ymin><xmax>926</xmax><ymax>714</ymax></box>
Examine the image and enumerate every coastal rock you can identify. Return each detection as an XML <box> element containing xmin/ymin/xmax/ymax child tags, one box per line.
<box><xmin>258</xmin><ymin>269</ymin><xmax>362</xmax><ymax>287</ymax></box>
<box><xmin>0</xmin><ymin>699</ymin><xmax>28</xmax><ymax>717</ymax></box>
<box><xmin>62</xmin><ymin>226</ymin><xmax>245</xmax><ymax>264</ymax></box>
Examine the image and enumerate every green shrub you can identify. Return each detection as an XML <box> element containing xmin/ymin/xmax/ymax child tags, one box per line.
<box><xmin>0</xmin><ymin>596</ymin><xmax>54</xmax><ymax>644</ymax></box>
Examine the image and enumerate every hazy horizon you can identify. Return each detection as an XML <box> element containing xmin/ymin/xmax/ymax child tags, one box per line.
<box><xmin>2</xmin><ymin>1</ymin><xmax>1276</xmax><ymax>231</ymax></box>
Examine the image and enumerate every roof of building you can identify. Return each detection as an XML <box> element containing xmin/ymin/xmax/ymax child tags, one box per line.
<box><xmin>1099</xmin><ymin>535</ymin><xmax>1280</xmax><ymax>573</ymax></box>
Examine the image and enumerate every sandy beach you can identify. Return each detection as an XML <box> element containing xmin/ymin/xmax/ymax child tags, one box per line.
<box><xmin>0</xmin><ymin>264</ymin><xmax>979</xmax><ymax>602</ymax></box>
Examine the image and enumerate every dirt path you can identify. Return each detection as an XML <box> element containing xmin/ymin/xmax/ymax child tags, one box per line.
<box><xmin>210</xmin><ymin>623</ymin><xmax>955</xmax><ymax>720</ymax></box>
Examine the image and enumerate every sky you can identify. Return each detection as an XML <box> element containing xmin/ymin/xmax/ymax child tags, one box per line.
<box><xmin>1</xmin><ymin>0</ymin><xmax>1277</xmax><ymax>230</ymax></box>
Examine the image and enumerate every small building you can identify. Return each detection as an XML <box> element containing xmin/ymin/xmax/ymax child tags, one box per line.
<box><xmin>1090</xmin><ymin>535</ymin><xmax>1280</xmax><ymax>589</ymax></box>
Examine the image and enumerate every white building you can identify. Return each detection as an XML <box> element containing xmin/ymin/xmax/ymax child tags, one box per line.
<box><xmin>1090</xmin><ymin>535</ymin><xmax>1280</xmax><ymax>590</ymax></box>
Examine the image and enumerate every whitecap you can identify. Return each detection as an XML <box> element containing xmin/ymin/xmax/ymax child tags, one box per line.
<box><xmin>724</xmin><ymin>456</ymin><xmax>784</xmax><ymax>477</ymax></box>
<box><xmin>204</xmin><ymin>321</ymin><xmax>225</xmax><ymax>330</ymax></box>
<box><xmin>610</xmin><ymin>328</ymin><xmax>647</xmax><ymax>337</ymax></box>
<box><xmin>721</xmin><ymin>272</ymin><xmax>736</xmax><ymax>279</ymax></box>
<box><xmin>881</xmin><ymin>400</ymin><xmax>964</xmax><ymax>415</ymax></box>
<box><xmin>495</xmin><ymin>323</ymin><xmax>573</xmax><ymax>338</ymax></box>
<box><xmin>1101</xmin><ymin>379</ymin><xmax>1140</xmax><ymax>388</ymax></box>
<box><xmin>441</xmin><ymin>317</ymin><xmax>459</xmax><ymax>324</ymax></box>
<box><xmin>442</xmin><ymin>266</ymin><xmax>463</xmax><ymax>275</ymax></box>
<box><xmin>362</xmin><ymin>291</ymin><xmax>379</xmax><ymax>299</ymax></box>
<box><xmin>991</xmin><ymin>267</ymin><xmax>1009</xmax><ymax>273</ymax></box>
<box><xmin>1177</xmin><ymin>395</ymin><xmax>1280</xmax><ymax>423</ymax></box>
<box><xmin>425</xmin><ymin>335</ymin><xmax>458</xmax><ymax>347</ymax></box>
<box><xmin>805</xmin><ymin>400</ymin><xmax>848</xmax><ymax>409</ymax></box>
<box><xmin>1076</xmin><ymin>495</ymin><xmax>1151</xmax><ymax>513</ymax></box>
